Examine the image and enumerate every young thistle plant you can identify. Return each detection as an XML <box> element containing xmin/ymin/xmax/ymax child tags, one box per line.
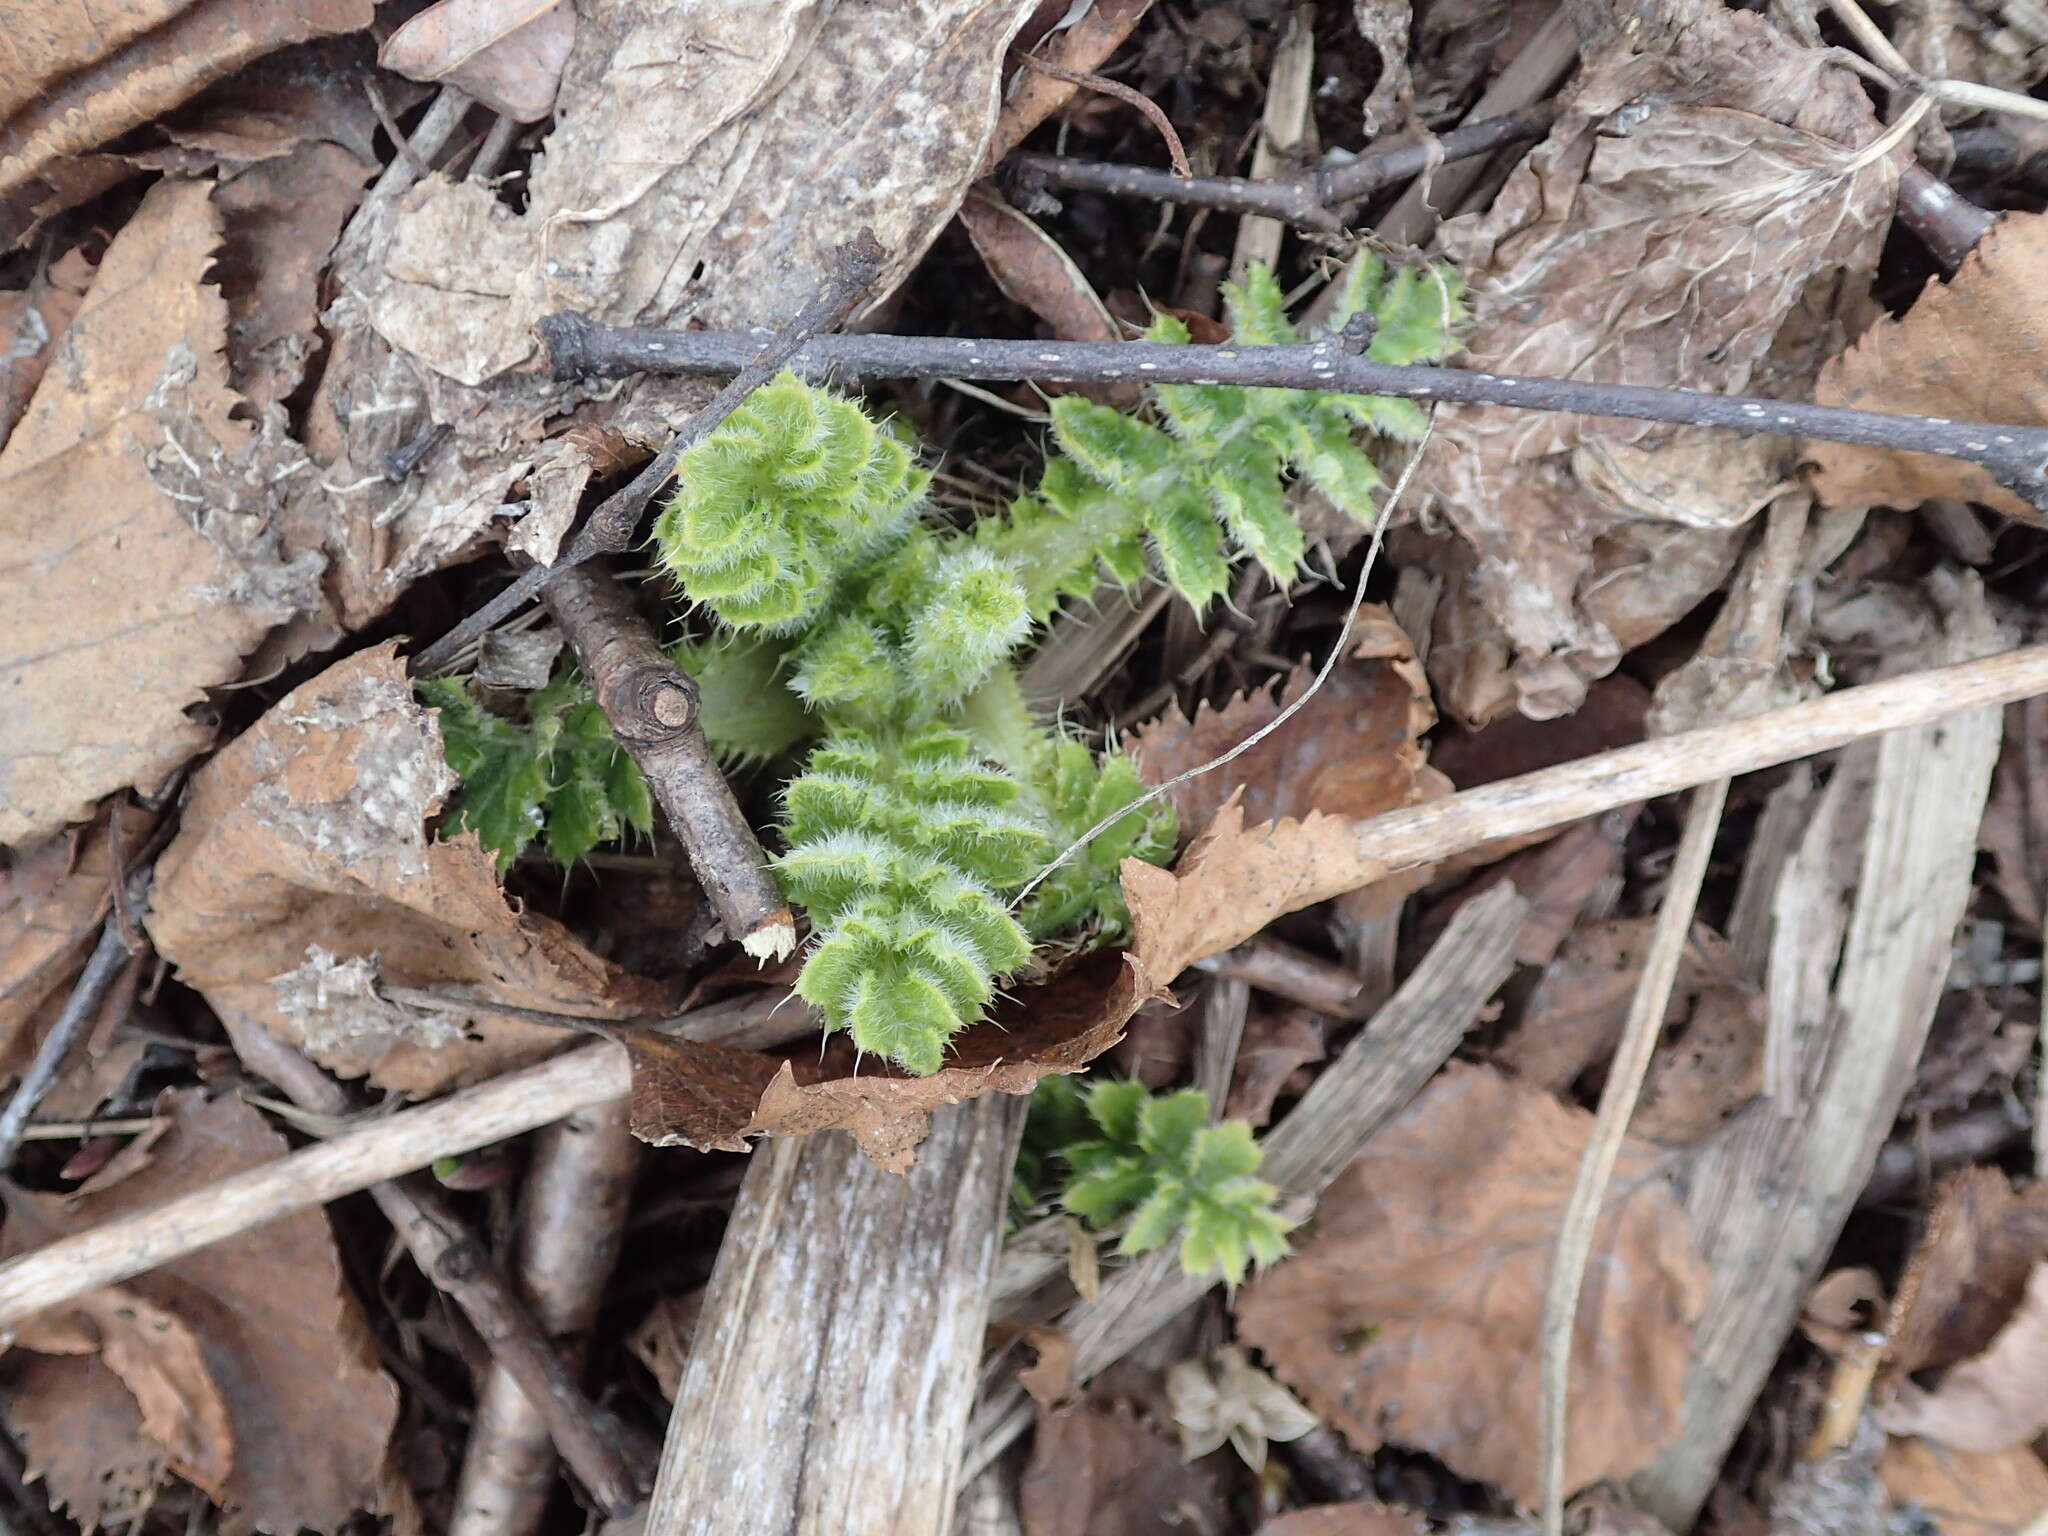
<box><xmin>424</xmin><ymin>256</ymin><xmax>1461</xmax><ymax>1083</ymax></box>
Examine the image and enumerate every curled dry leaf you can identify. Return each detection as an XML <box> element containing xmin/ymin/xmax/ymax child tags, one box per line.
<box><xmin>1884</xmin><ymin>1169</ymin><xmax>2048</xmax><ymax>1381</ymax></box>
<box><xmin>0</xmin><ymin>247</ymin><xmax>91</xmax><ymax>446</ymax></box>
<box><xmin>0</xmin><ymin>178</ymin><xmax>323</xmax><ymax>845</ymax></box>
<box><xmin>958</xmin><ymin>185</ymin><xmax>1131</xmax><ymax>404</ymax></box>
<box><xmin>380</xmin><ymin>0</ymin><xmax>576</xmax><ymax>122</ymax></box>
<box><xmin>1420</xmin><ymin>11</ymin><xmax>1894</xmax><ymax>723</ymax></box>
<box><xmin>1235</xmin><ymin>1063</ymin><xmax>1708</xmax><ymax>1505</ymax></box>
<box><xmin>0</xmin><ymin>1089</ymin><xmax>397</xmax><ymax>1534</ymax></box>
<box><xmin>1018</xmin><ymin>1400</ymin><xmax>1226</xmax><ymax>1536</ymax></box>
<box><xmin>1225</xmin><ymin>1006</ymin><xmax>1326</xmax><ymax>1127</ymax></box>
<box><xmin>1880</xmin><ymin>1264</ymin><xmax>2048</xmax><ymax>1453</ymax></box>
<box><xmin>0</xmin><ymin>816</ymin><xmax>113</xmax><ymax>1075</ymax></box>
<box><xmin>1809</xmin><ymin>212</ymin><xmax>2048</xmax><ymax>524</ymax></box>
<box><xmin>1130</xmin><ymin>608</ymin><xmax>1447</xmax><ymax>840</ymax></box>
<box><xmin>1877</xmin><ymin>1437</ymin><xmax>2048</xmax><ymax>1536</ymax></box>
<box><xmin>0</xmin><ymin>0</ymin><xmax>373</xmax><ymax>225</ymax></box>
<box><xmin>147</xmin><ymin>644</ymin><xmax>670</xmax><ymax>1095</ymax></box>
<box><xmin>983</xmin><ymin>0</ymin><xmax>1157</xmax><ymax>166</ymax></box>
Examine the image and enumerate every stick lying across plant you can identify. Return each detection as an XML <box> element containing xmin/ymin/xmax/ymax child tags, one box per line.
<box><xmin>537</xmin><ymin>321</ymin><xmax>2048</xmax><ymax>509</ymax></box>
<box><xmin>5</xmin><ymin>644</ymin><xmax>2048</xmax><ymax>1327</ymax></box>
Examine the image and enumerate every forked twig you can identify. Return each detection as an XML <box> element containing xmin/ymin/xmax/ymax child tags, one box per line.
<box><xmin>536</xmin><ymin>323</ymin><xmax>2048</xmax><ymax>510</ymax></box>
<box><xmin>1008</xmin><ymin>105</ymin><xmax>1558</xmax><ymax>230</ymax></box>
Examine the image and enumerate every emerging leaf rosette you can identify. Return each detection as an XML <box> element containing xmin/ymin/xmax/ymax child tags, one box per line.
<box><xmin>653</xmin><ymin>372</ymin><xmax>928</xmax><ymax>632</ymax></box>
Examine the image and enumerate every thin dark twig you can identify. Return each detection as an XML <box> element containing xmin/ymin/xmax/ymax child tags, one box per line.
<box><xmin>537</xmin><ymin>321</ymin><xmax>2048</xmax><ymax>511</ymax></box>
<box><xmin>1016</xmin><ymin>54</ymin><xmax>1191</xmax><ymax>177</ymax></box>
<box><xmin>0</xmin><ymin>866</ymin><xmax>151</xmax><ymax>1173</ymax></box>
<box><xmin>542</xmin><ymin>561</ymin><xmax>794</xmax><ymax>959</ymax></box>
<box><xmin>1009</xmin><ymin>104</ymin><xmax>1558</xmax><ymax>230</ymax></box>
<box><xmin>412</xmin><ymin>232</ymin><xmax>888</xmax><ymax>677</ymax></box>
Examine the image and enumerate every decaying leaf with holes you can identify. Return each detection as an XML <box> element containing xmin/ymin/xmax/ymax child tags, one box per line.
<box><xmin>1418</xmin><ymin>9</ymin><xmax>1895</xmax><ymax>724</ymax></box>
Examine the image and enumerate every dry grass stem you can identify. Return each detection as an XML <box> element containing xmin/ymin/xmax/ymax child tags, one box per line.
<box><xmin>1536</xmin><ymin>778</ymin><xmax>1728</xmax><ymax>1536</ymax></box>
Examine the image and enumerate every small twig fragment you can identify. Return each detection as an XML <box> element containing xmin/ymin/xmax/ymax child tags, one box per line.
<box><xmin>1015</xmin><ymin>54</ymin><xmax>1190</xmax><ymax>177</ymax></box>
<box><xmin>0</xmin><ymin>865</ymin><xmax>152</xmax><ymax>1174</ymax></box>
<box><xmin>542</xmin><ymin>561</ymin><xmax>795</xmax><ymax>960</ymax></box>
<box><xmin>451</xmin><ymin>1098</ymin><xmax>641</xmax><ymax>1536</ymax></box>
<box><xmin>224</xmin><ymin>1025</ymin><xmax>642</xmax><ymax>1516</ymax></box>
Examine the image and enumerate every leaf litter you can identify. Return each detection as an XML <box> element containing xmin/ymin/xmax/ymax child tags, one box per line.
<box><xmin>9</xmin><ymin>0</ymin><xmax>2048</xmax><ymax>1531</ymax></box>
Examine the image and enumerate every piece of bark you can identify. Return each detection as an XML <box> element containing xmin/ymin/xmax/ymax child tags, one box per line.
<box><xmin>1633</xmin><ymin>593</ymin><xmax>2009</xmax><ymax>1527</ymax></box>
<box><xmin>644</xmin><ymin>1095</ymin><xmax>1026</xmax><ymax>1536</ymax></box>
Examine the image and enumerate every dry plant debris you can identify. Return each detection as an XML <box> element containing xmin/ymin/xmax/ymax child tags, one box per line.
<box><xmin>1420</xmin><ymin>9</ymin><xmax>1894</xmax><ymax>723</ymax></box>
<box><xmin>1809</xmin><ymin>210</ymin><xmax>2048</xmax><ymax>522</ymax></box>
<box><xmin>0</xmin><ymin>178</ymin><xmax>321</xmax><ymax>845</ymax></box>
<box><xmin>1236</xmin><ymin>1064</ymin><xmax>1708</xmax><ymax>1504</ymax></box>
<box><xmin>10</xmin><ymin>0</ymin><xmax>2048</xmax><ymax>1530</ymax></box>
<box><xmin>146</xmin><ymin>645</ymin><xmax>667</xmax><ymax>1094</ymax></box>
<box><xmin>0</xmin><ymin>1089</ymin><xmax>396</xmax><ymax>1532</ymax></box>
<box><xmin>1018</xmin><ymin>1399</ymin><xmax>1227</xmax><ymax>1536</ymax></box>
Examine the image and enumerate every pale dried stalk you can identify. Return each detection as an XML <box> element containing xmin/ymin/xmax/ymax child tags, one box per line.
<box><xmin>1231</xmin><ymin>4</ymin><xmax>1315</xmax><ymax>280</ymax></box>
<box><xmin>451</xmin><ymin>1099</ymin><xmax>641</xmax><ymax>1536</ymax></box>
<box><xmin>967</xmin><ymin>882</ymin><xmax>1529</xmax><ymax>1477</ymax></box>
<box><xmin>1536</xmin><ymin>778</ymin><xmax>1728</xmax><ymax>1536</ymax></box>
<box><xmin>5</xmin><ymin>647</ymin><xmax>2048</xmax><ymax>1330</ymax></box>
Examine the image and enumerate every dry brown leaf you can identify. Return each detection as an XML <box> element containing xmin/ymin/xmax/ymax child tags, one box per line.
<box><xmin>1879</xmin><ymin>1438</ymin><xmax>2048</xmax><ymax>1536</ymax></box>
<box><xmin>984</xmin><ymin>0</ymin><xmax>1157</xmax><ymax>166</ymax></box>
<box><xmin>1809</xmin><ymin>212</ymin><xmax>2048</xmax><ymax>523</ymax></box>
<box><xmin>1235</xmin><ymin>1063</ymin><xmax>1708</xmax><ymax>1505</ymax></box>
<box><xmin>1018</xmin><ymin>1324</ymin><xmax>1077</xmax><ymax>1410</ymax></box>
<box><xmin>1887</xmin><ymin>1169</ymin><xmax>2048</xmax><ymax>1380</ymax></box>
<box><xmin>961</xmin><ymin>185</ymin><xmax>1120</xmax><ymax>343</ymax></box>
<box><xmin>0</xmin><ymin>817</ymin><xmax>112</xmax><ymax>1073</ymax></box>
<box><xmin>15</xmin><ymin>1287</ymin><xmax>236</xmax><ymax>1502</ymax></box>
<box><xmin>1225</xmin><ymin>1006</ymin><xmax>1326</xmax><ymax>1127</ymax></box>
<box><xmin>1881</xmin><ymin>1263</ymin><xmax>2048</xmax><ymax>1452</ymax></box>
<box><xmin>1421</xmin><ymin>12</ymin><xmax>1894</xmax><ymax>723</ymax></box>
<box><xmin>1018</xmin><ymin>1400</ymin><xmax>1225</xmax><ymax>1536</ymax></box>
<box><xmin>380</xmin><ymin>0</ymin><xmax>575</xmax><ymax>122</ymax></box>
<box><xmin>0</xmin><ymin>1088</ymin><xmax>397</xmax><ymax>1532</ymax></box>
<box><xmin>0</xmin><ymin>247</ymin><xmax>91</xmax><ymax>447</ymax></box>
<box><xmin>1130</xmin><ymin>608</ymin><xmax>1448</xmax><ymax>836</ymax></box>
<box><xmin>147</xmin><ymin>644</ymin><xmax>669</xmax><ymax>1095</ymax></box>
<box><xmin>1499</xmin><ymin>919</ymin><xmax>1764</xmax><ymax>1144</ymax></box>
<box><xmin>0</xmin><ymin>177</ymin><xmax>322</xmax><ymax>845</ymax></box>
<box><xmin>211</xmin><ymin>140</ymin><xmax>373</xmax><ymax>414</ymax></box>
<box><xmin>1256</xmin><ymin>1502</ymin><xmax>1426</xmax><ymax>1536</ymax></box>
<box><xmin>0</xmin><ymin>0</ymin><xmax>374</xmax><ymax>220</ymax></box>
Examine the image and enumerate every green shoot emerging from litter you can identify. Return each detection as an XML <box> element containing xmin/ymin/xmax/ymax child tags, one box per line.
<box><xmin>422</xmin><ymin>257</ymin><xmax>1462</xmax><ymax>1074</ymax></box>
